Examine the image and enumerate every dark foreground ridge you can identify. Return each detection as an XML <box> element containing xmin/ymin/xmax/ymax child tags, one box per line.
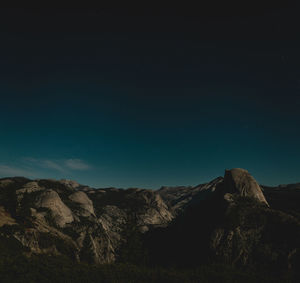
<box><xmin>0</xmin><ymin>168</ymin><xmax>299</xmax><ymax>282</ymax></box>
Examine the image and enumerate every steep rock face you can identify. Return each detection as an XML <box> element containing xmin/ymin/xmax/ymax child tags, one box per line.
<box><xmin>68</xmin><ymin>191</ymin><xmax>95</xmax><ymax>217</ymax></box>
<box><xmin>145</xmin><ymin>168</ymin><xmax>300</xmax><ymax>274</ymax></box>
<box><xmin>93</xmin><ymin>205</ymin><xmax>128</xmax><ymax>262</ymax></box>
<box><xmin>137</xmin><ymin>192</ymin><xmax>173</xmax><ymax>232</ymax></box>
<box><xmin>0</xmin><ymin>178</ymin><xmax>175</xmax><ymax>264</ymax></box>
<box><xmin>208</xmin><ymin>169</ymin><xmax>299</xmax><ymax>270</ymax></box>
<box><xmin>35</xmin><ymin>190</ymin><xmax>74</xmax><ymax>227</ymax></box>
<box><xmin>223</xmin><ymin>168</ymin><xmax>269</xmax><ymax>206</ymax></box>
<box><xmin>90</xmin><ymin>188</ymin><xmax>174</xmax><ymax>233</ymax></box>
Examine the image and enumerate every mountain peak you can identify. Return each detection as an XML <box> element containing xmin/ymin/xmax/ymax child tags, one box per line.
<box><xmin>223</xmin><ymin>168</ymin><xmax>269</xmax><ymax>205</ymax></box>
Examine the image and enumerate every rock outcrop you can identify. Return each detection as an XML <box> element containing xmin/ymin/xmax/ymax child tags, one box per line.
<box><xmin>36</xmin><ymin>190</ymin><xmax>74</xmax><ymax>227</ymax></box>
<box><xmin>222</xmin><ymin>168</ymin><xmax>269</xmax><ymax>206</ymax></box>
<box><xmin>144</xmin><ymin>168</ymin><xmax>300</xmax><ymax>274</ymax></box>
<box><xmin>0</xmin><ymin>177</ymin><xmax>176</xmax><ymax>264</ymax></box>
<box><xmin>69</xmin><ymin>191</ymin><xmax>95</xmax><ymax>217</ymax></box>
<box><xmin>208</xmin><ymin>169</ymin><xmax>299</xmax><ymax>269</ymax></box>
<box><xmin>0</xmin><ymin>168</ymin><xmax>298</xmax><ymax>275</ymax></box>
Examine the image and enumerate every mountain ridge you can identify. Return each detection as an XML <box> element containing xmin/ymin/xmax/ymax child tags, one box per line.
<box><xmin>0</xmin><ymin>168</ymin><xmax>299</xmax><ymax>278</ymax></box>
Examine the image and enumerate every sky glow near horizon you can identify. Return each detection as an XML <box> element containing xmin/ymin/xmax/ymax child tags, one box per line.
<box><xmin>0</xmin><ymin>9</ymin><xmax>299</xmax><ymax>188</ymax></box>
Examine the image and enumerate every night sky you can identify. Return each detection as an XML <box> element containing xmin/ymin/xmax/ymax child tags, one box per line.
<box><xmin>0</xmin><ymin>6</ymin><xmax>299</xmax><ymax>188</ymax></box>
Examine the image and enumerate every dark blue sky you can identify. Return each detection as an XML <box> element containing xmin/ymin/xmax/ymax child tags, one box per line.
<box><xmin>0</xmin><ymin>7</ymin><xmax>299</xmax><ymax>188</ymax></box>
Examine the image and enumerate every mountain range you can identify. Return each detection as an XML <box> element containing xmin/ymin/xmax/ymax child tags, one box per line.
<box><xmin>0</xmin><ymin>168</ymin><xmax>299</xmax><ymax>281</ymax></box>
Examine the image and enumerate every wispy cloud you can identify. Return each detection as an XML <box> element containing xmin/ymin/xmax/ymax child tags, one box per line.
<box><xmin>64</xmin><ymin>159</ymin><xmax>90</xmax><ymax>170</ymax></box>
<box><xmin>0</xmin><ymin>165</ymin><xmax>37</xmax><ymax>178</ymax></box>
<box><xmin>42</xmin><ymin>160</ymin><xmax>66</xmax><ymax>173</ymax></box>
<box><xmin>22</xmin><ymin>157</ymin><xmax>91</xmax><ymax>173</ymax></box>
<box><xmin>0</xmin><ymin>158</ymin><xmax>92</xmax><ymax>179</ymax></box>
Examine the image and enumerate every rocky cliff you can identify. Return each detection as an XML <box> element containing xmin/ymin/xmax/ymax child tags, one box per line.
<box><xmin>0</xmin><ymin>169</ymin><xmax>299</xmax><ymax>275</ymax></box>
<box><xmin>0</xmin><ymin>177</ymin><xmax>173</xmax><ymax>264</ymax></box>
<box><xmin>222</xmin><ymin>168</ymin><xmax>269</xmax><ymax>205</ymax></box>
<box><xmin>145</xmin><ymin>169</ymin><xmax>300</xmax><ymax>274</ymax></box>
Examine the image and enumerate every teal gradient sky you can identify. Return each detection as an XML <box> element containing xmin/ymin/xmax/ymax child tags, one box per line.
<box><xmin>0</xmin><ymin>8</ymin><xmax>299</xmax><ymax>188</ymax></box>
